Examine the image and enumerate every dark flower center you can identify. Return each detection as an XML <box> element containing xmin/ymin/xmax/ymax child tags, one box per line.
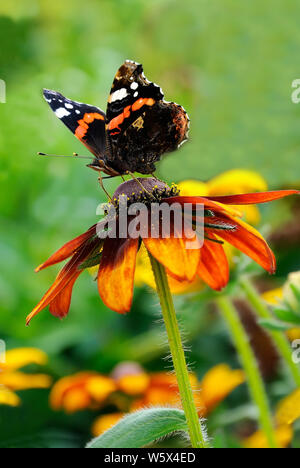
<box><xmin>110</xmin><ymin>177</ymin><xmax>180</xmax><ymax>207</ymax></box>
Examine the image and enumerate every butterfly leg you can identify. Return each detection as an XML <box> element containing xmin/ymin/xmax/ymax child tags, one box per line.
<box><xmin>98</xmin><ymin>171</ymin><xmax>113</xmax><ymax>203</ymax></box>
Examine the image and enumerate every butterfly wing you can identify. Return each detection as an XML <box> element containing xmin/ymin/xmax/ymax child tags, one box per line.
<box><xmin>43</xmin><ymin>89</ymin><xmax>106</xmax><ymax>160</ymax></box>
<box><xmin>105</xmin><ymin>61</ymin><xmax>164</xmax><ymax>146</ymax></box>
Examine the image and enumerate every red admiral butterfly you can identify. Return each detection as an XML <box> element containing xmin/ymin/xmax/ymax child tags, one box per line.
<box><xmin>43</xmin><ymin>60</ymin><xmax>189</xmax><ymax>178</ymax></box>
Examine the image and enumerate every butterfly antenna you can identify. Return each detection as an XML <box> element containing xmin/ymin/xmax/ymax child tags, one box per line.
<box><xmin>37</xmin><ymin>152</ymin><xmax>93</xmax><ymax>160</ymax></box>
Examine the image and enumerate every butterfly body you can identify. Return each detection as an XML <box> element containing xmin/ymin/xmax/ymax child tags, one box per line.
<box><xmin>43</xmin><ymin>60</ymin><xmax>189</xmax><ymax>177</ymax></box>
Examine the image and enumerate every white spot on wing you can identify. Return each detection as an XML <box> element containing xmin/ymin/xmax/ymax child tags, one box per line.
<box><xmin>130</xmin><ymin>82</ymin><xmax>138</xmax><ymax>90</ymax></box>
<box><xmin>65</xmin><ymin>103</ymin><xmax>74</xmax><ymax>109</ymax></box>
<box><xmin>110</xmin><ymin>88</ymin><xmax>128</xmax><ymax>102</ymax></box>
<box><xmin>75</xmin><ymin>110</ymin><xmax>80</xmax><ymax>114</ymax></box>
<box><xmin>133</xmin><ymin>91</ymin><xmax>138</xmax><ymax>97</ymax></box>
<box><xmin>55</xmin><ymin>108</ymin><xmax>71</xmax><ymax>118</ymax></box>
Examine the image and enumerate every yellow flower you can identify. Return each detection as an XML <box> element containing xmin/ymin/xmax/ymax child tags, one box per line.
<box><xmin>135</xmin><ymin>170</ymin><xmax>268</xmax><ymax>294</ymax></box>
<box><xmin>243</xmin><ymin>388</ymin><xmax>300</xmax><ymax>448</ymax></box>
<box><xmin>276</xmin><ymin>388</ymin><xmax>300</xmax><ymax>426</ymax></box>
<box><xmin>0</xmin><ymin>347</ymin><xmax>52</xmax><ymax>406</ymax></box>
<box><xmin>261</xmin><ymin>287</ymin><xmax>283</xmax><ymax>306</ymax></box>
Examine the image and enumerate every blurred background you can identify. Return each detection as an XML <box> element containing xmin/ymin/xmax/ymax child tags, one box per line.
<box><xmin>0</xmin><ymin>0</ymin><xmax>300</xmax><ymax>448</ymax></box>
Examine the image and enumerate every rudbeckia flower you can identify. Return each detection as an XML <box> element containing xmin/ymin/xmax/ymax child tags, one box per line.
<box><xmin>0</xmin><ymin>347</ymin><xmax>52</xmax><ymax>406</ymax></box>
<box><xmin>91</xmin><ymin>363</ymin><xmax>245</xmax><ymax>436</ymax></box>
<box><xmin>27</xmin><ymin>177</ymin><xmax>298</xmax><ymax>322</ymax></box>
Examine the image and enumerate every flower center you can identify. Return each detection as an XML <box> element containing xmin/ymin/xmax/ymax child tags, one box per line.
<box><xmin>110</xmin><ymin>177</ymin><xmax>180</xmax><ymax>208</ymax></box>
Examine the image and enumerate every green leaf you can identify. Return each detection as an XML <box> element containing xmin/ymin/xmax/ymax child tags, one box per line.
<box><xmin>258</xmin><ymin>318</ymin><xmax>292</xmax><ymax>332</ymax></box>
<box><xmin>86</xmin><ymin>408</ymin><xmax>188</xmax><ymax>449</ymax></box>
<box><xmin>273</xmin><ymin>307</ymin><xmax>300</xmax><ymax>324</ymax></box>
<box><xmin>78</xmin><ymin>253</ymin><xmax>102</xmax><ymax>270</ymax></box>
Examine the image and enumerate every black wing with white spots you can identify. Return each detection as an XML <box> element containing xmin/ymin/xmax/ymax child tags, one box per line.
<box><xmin>43</xmin><ymin>89</ymin><xmax>106</xmax><ymax>159</ymax></box>
<box><xmin>105</xmin><ymin>61</ymin><xmax>164</xmax><ymax>144</ymax></box>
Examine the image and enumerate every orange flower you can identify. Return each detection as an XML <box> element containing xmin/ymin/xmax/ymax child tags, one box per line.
<box><xmin>27</xmin><ymin>177</ymin><xmax>298</xmax><ymax>323</ymax></box>
<box><xmin>49</xmin><ymin>372</ymin><xmax>117</xmax><ymax>413</ymax></box>
<box><xmin>91</xmin><ymin>363</ymin><xmax>245</xmax><ymax>436</ymax></box>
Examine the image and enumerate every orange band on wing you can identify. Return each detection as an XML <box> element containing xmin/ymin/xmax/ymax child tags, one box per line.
<box><xmin>108</xmin><ymin>99</ymin><xmax>155</xmax><ymax>132</ymax></box>
<box><xmin>132</xmin><ymin>97</ymin><xmax>155</xmax><ymax>112</ymax></box>
<box><xmin>75</xmin><ymin>112</ymin><xmax>104</xmax><ymax>140</ymax></box>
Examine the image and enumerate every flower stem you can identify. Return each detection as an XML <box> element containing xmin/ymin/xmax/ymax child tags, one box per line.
<box><xmin>239</xmin><ymin>277</ymin><xmax>300</xmax><ymax>387</ymax></box>
<box><xmin>217</xmin><ymin>296</ymin><xmax>278</xmax><ymax>448</ymax></box>
<box><xmin>149</xmin><ymin>253</ymin><xmax>208</xmax><ymax>448</ymax></box>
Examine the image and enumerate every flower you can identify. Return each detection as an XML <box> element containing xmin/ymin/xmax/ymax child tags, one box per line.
<box><xmin>135</xmin><ymin>170</ymin><xmax>268</xmax><ymax>293</ymax></box>
<box><xmin>243</xmin><ymin>388</ymin><xmax>300</xmax><ymax>448</ymax></box>
<box><xmin>49</xmin><ymin>372</ymin><xmax>117</xmax><ymax>413</ymax></box>
<box><xmin>91</xmin><ymin>363</ymin><xmax>245</xmax><ymax>436</ymax></box>
<box><xmin>0</xmin><ymin>347</ymin><xmax>52</xmax><ymax>406</ymax></box>
<box><xmin>178</xmin><ymin>169</ymin><xmax>268</xmax><ymax>225</ymax></box>
<box><xmin>27</xmin><ymin>177</ymin><xmax>298</xmax><ymax>322</ymax></box>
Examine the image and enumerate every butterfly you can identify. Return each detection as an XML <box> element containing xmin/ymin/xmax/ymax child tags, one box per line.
<box><xmin>43</xmin><ymin>60</ymin><xmax>189</xmax><ymax>178</ymax></box>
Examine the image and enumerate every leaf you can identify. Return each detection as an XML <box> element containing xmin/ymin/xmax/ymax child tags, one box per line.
<box><xmin>258</xmin><ymin>318</ymin><xmax>292</xmax><ymax>332</ymax></box>
<box><xmin>273</xmin><ymin>307</ymin><xmax>300</xmax><ymax>324</ymax></box>
<box><xmin>86</xmin><ymin>408</ymin><xmax>188</xmax><ymax>449</ymax></box>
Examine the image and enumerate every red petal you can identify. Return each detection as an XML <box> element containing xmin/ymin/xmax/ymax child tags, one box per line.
<box><xmin>207</xmin><ymin>190</ymin><xmax>299</xmax><ymax>205</ymax></box>
<box><xmin>215</xmin><ymin>216</ymin><xmax>276</xmax><ymax>274</ymax></box>
<box><xmin>197</xmin><ymin>235</ymin><xmax>229</xmax><ymax>290</ymax></box>
<box><xmin>49</xmin><ymin>271</ymin><xmax>82</xmax><ymax>319</ymax></box>
<box><xmin>164</xmin><ymin>196</ymin><xmax>230</xmax><ymax>214</ymax></box>
<box><xmin>35</xmin><ymin>224</ymin><xmax>97</xmax><ymax>272</ymax></box>
<box><xmin>143</xmin><ymin>222</ymin><xmax>200</xmax><ymax>282</ymax></box>
<box><xmin>98</xmin><ymin>238</ymin><xmax>139</xmax><ymax>314</ymax></box>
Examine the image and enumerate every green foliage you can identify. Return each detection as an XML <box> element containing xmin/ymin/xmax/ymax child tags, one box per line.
<box><xmin>86</xmin><ymin>408</ymin><xmax>188</xmax><ymax>449</ymax></box>
<box><xmin>0</xmin><ymin>0</ymin><xmax>300</xmax><ymax>449</ymax></box>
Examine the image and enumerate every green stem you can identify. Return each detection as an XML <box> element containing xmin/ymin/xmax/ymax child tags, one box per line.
<box><xmin>240</xmin><ymin>277</ymin><xmax>300</xmax><ymax>387</ymax></box>
<box><xmin>217</xmin><ymin>296</ymin><xmax>278</xmax><ymax>449</ymax></box>
<box><xmin>149</xmin><ymin>253</ymin><xmax>208</xmax><ymax>448</ymax></box>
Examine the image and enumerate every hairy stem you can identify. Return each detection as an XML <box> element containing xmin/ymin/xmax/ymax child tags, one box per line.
<box><xmin>149</xmin><ymin>253</ymin><xmax>208</xmax><ymax>448</ymax></box>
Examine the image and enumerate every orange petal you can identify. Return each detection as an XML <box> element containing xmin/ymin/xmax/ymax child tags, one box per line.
<box><xmin>27</xmin><ymin>238</ymin><xmax>100</xmax><ymax>324</ymax></box>
<box><xmin>207</xmin><ymin>190</ymin><xmax>299</xmax><ymax>205</ymax></box>
<box><xmin>49</xmin><ymin>270</ymin><xmax>82</xmax><ymax>318</ymax></box>
<box><xmin>98</xmin><ymin>238</ymin><xmax>139</xmax><ymax>314</ymax></box>
<box><xmin>215</xmin><ymin>216</ymin><xmax>276</xmax><ymax>274</ymax></box>
<box><xmin>35</xmin><ymin>224</ymin><xmax>97</xmax><ymax>272</ymax></box>
<box><xmin>143</xmin><ymin>223</ymin><xmax>200</xmax><ymax>282</ymax></box>
<box><xmin>197</xmin><ymin>236</ymin><xmax>229</xmax><ymax>290</ymax></box>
